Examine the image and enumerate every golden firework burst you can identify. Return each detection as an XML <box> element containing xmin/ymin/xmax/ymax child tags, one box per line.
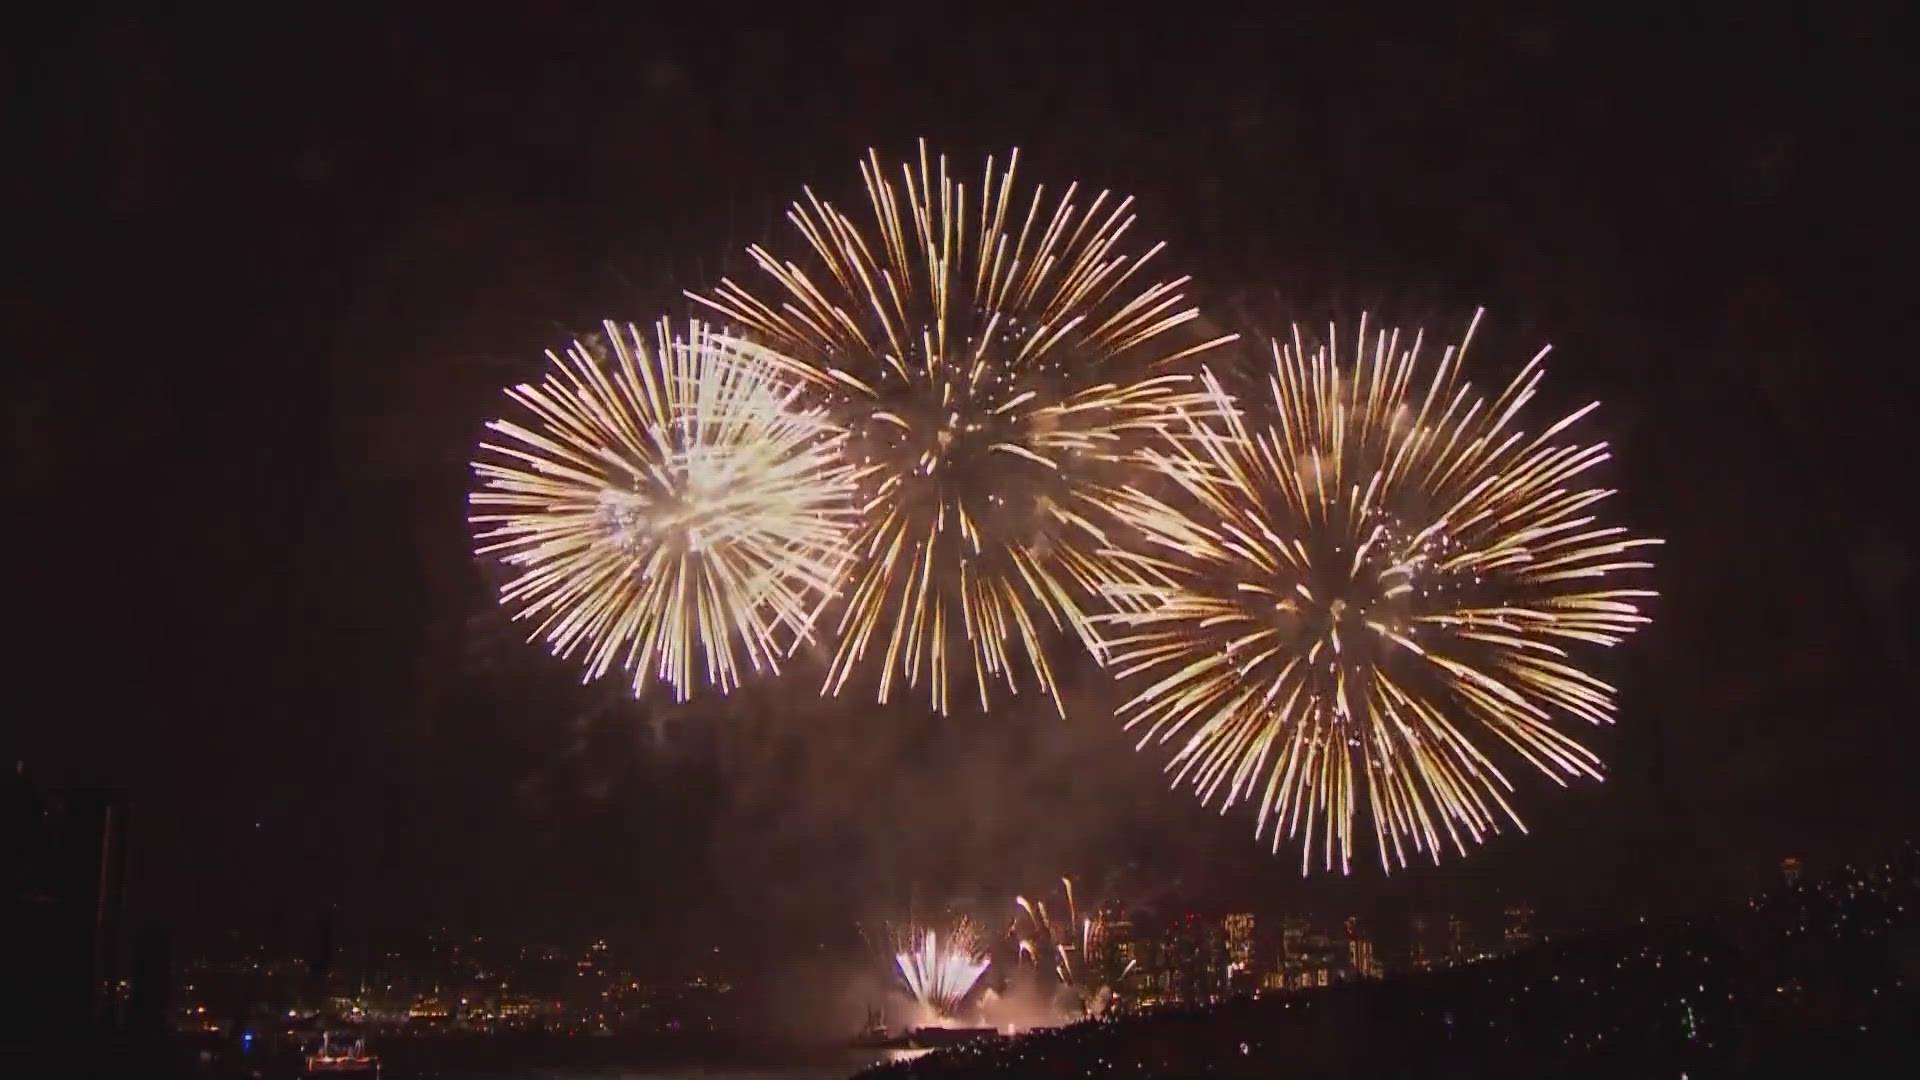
<box><xmin>1096</xmin><ymin>310</ymin><xmax>1660</xmax><ymax>873</ymax></box>
<box><xmin>469</xmin><ymin>319</ymin><xmax>859</xmax><ymax>700</ymax></box>
<box><xmin>690</xmin><ymin>141</ymin><xmax>1234</xmax><ymax>716</ymax></box>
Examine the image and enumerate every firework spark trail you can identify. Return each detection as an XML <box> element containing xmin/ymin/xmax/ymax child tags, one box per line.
<box><xmin>1012</xmin><ymin>877</ymin><xmax>1132</xmax><ymax>1017</ymax></box>
<box><xmin>1013</xmin><ymin>877</ymin><xmax>1093</xmax><ymax>989</ymax></box>
<box><xmin>1095</xmin><ymin>310</ymin><xmax>1661</xmax><ymax>874</ymax></box>
<box><xmin>469</xmin><ymin>319</ymin><xmax>860</xmax><ymax>701</ymax></box>
<box><xmin>690</xmin><ymin>140</ymin><xmax>1236</xmax><ymax>717</ymax></box>
<box><xmin>892</xmin><ymin>919</ymin><xmax>992</xmax><ymax>1020</ymax></box>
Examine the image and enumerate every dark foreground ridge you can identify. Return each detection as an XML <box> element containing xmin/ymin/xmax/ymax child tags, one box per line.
<box><xmin>865</xmin><ymin>844</ymin><xmax>1920</xmax><ymax>1077</ymax></box>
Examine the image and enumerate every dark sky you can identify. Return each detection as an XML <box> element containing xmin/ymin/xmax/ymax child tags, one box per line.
<box><xmin>6</xmin><ymin>6</ymin><xmax>1911</xmax><ymax>966</ymax></box>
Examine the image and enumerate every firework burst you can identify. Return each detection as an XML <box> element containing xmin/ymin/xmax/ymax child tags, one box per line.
<box><xmin>1096</xmin><ymin>310</ymin><xmax>1661</xmax><ymax>874</ymax></box>
<box><xmin>892</xmin><ymin>918</ymin><xmax>992</xmax><ymax>1020</ymax></box>
<box><xmin>469</xmin><ymin>319</ymin><xmax>859</xmax><ymax>700</ymax></box>
<box><xmin>690</xmin><ymin>141</ymin><xmax>1234</xmax><ymax>716</ymax></box>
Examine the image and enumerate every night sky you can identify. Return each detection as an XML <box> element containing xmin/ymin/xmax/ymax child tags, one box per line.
<box><xmin>7</xmin><ymin>7</ymin><xmax>1912</xmax><ymax>969</ymax></box>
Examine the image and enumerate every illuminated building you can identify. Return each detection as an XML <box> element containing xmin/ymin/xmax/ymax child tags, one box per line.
<box><xmin>1352</xmin><ymin>938</ymin><xmax>1378</xmax><ymax>979</ymax></box>
<box><xmin>1280</xmin><ymin>916</ymin><xmax>1309</xmax><ymax>954</ymax></box>
<box><xmin>1300</xmin><ymin>932</ymin><xmax>1346</xmax><ymax>987</ymax></box>
<box><xmin>1276</xmin><ymin>916</ymin><xmax>1310</xmax><ymax>987</ymax></box>
<box><xmin>1099</xmin><ymin>904</ymin><xmax>1135</xmax><ymax>975</ymax></box>
<box><xmin>1160</xmin><ymin>914</ymin><xmax>1216</xmax><ymax>1002</ymax></box>
<box><xmin>1222</xmin><ymin>914</ymin><xmax>1254</xmax><ymax>969</ymax></box>
<box><xmin>1503</xmin><ymin>904</ymin><xmax>1536</xmax><ymax>951</ymax></box>
<box><xmin>1202</xmin><ymin>920</ymin><xmax>1229</xmax><ymax>997</ymax></box>
<box><xmin>1447</xmin><ymin>914</ymin><xmax>1467</xmax><ymax>963</ymax></box>
<box><xmin>1781</xmin><ymin>856</ymin><xmax>1804</xmax><ymax>886</ymax></box>
<box><xmin>1270</xmin><ymin>917</ymin><xmax>1344</xmax><ymax>989</ymax></box>
<box><xmin>1223</xmin><ymin>913</ymin><xmax>1256</xmax><ymax>990</ymax></box>
<box><xmin>1131</xmin><ymin>934</ymin><xmax>1169</xmax><ymax>1003</ymax></box>
<box><xmin>1343</xmin><ymin>917</ymin><xmax>1382</xmax><ymax>980</ymax></box>
<box><xmin>577</xmin><ymin>939</ymin><xmax>610</xmax><ymax>979</ymax></box>
<box><xmin>1409</xmin><ymin>914</ymin><xmax>1432</xmax><ymax>971</ymax></box>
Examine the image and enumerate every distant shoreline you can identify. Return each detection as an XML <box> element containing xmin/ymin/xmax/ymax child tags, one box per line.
<box><xmin>348</xmin><ymin>1032</ymin><xmax>898</xmax><ymax>1076</ymax></box>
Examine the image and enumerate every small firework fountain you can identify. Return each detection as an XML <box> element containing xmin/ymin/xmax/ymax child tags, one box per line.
<box><xmin>892</xmin><ymin>918</ymin><xmax>992</xmax><ymax>1023</ymax></box>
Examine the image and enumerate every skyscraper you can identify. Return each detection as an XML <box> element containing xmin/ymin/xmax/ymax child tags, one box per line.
<box><xmin>307</xmin><ymin>905</ymin><xmax>338</xmax><ymax>983</ymax></box>
<box><xmin>126</xmin><ymin>925</ymin><xmax>173</xmax><ymax>1044</ymax></box>
<box><xmin>1099</xmin><ymin>904</ymin><xmax>1132</xmax><ymax>949</ymax></box>
<box><xmin>2</xmin><ymin>768</ymin><xmax>132</xmax><ymax>1052</ymax></box>
<box><xmin>1343</xmin><ymin>917</ymin><xmax>1381</xmax><ymax>980</ymax></box>
<box><xmin>1161</xmin><ymin>914</ymin><xmax>1211</xmax><ymax>1002</ymax></box>
<box><xmin>1503</xmin><ymin>904</ymin><xmax>1536</xmax><ymax>951</ymax></box>
<box><xmin>1278</xmin><ymin>915</ymin><xmax>1311</xmax><ymax>987</ymax></box>
<box><xmin>1222</xmin><ymin>914</ymin><xmax>1254</xmax><ymax>969</ymax></box>
<box><xmin>1781</xmin><ymin>856</ymin><xmax>1804</xmax><ymax>886</ymax></box>
<box><xmin>1222</xmin><ymin>913</ymin><xmax>1255</xmax><ymax>989</ymax></box>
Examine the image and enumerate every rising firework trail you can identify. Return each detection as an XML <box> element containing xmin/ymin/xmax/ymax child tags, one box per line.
<box><xmin>469</xmin><ymin>320</ymin><xmax>860</xmax><ymax>700</ymax></box>
<box><xmin>891</xmin><ymin>918</ymin><xmax>992</xmax><ymax>1020</ymax></box>
<box><xmin>691</xmin><ymin>141</ymin><xmax>1235</xmax><ymax>716</ymax></box>
<box><xmin>1097</xmin><ymin>311</ymin><xmax>1661</xmax><ymax>874</ymax></box>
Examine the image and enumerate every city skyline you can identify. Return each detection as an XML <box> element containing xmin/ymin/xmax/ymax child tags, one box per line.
<box><xmin>163</xmin><ymin>894</ymin><xmax>1577</xmax><ymax>1034</ymax></box>
<box><xmin>154</xmin><ymin>844</ymin><xmax>1892</xmax><ymax>1046</ymax></box>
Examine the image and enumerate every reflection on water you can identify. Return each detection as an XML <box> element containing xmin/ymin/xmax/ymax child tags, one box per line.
<box><xmin>440</xmin><ymin>1051</ymin><xmax>919</xmax><ymax>1078</ymax></box>
<box><xmin>464</xmin><ymin>1060</ymin><xmax>864</xmax><ymax>1068</ymax></box>
<box><xmin>570</xmin><ymin>1072</ymin><xmax>858</xmax><ymax>1080</ymax></box>
<box><xmin>375</xmin><ymin>1041</ymin><xmax>906</xmax><ymax>1079</ymax></box>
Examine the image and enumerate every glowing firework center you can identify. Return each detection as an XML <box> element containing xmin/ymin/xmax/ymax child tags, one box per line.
<box><xmin>846</xmin><ymin>314</ymin><xmax>1051</xmax><ymax>521</ymax></box>
<box><xmin>1254</xmin><ymin>463</ymin><xmax>1471</xmax><ymax>725</ymax></box>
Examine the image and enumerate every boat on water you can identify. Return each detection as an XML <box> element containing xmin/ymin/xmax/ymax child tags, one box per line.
<box><xmin>848</xmin><ymin>1009</ymin><xmax>1000</xmax><ymax>1051</ymax></box>
<box><xmin>848</xmin><ymin>1007</ymin><xmax>893</xmax><ymax>1048</ymax></box>
<box><xmin>899</xmin><ymin>1026</ymin><xmax>1000</xmax><ymax>1049</ymax></box>
<box><xmin>302</xmin><ymin>1031</ymin><xmax>380</xmax><ymax>1077</ymax></box>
